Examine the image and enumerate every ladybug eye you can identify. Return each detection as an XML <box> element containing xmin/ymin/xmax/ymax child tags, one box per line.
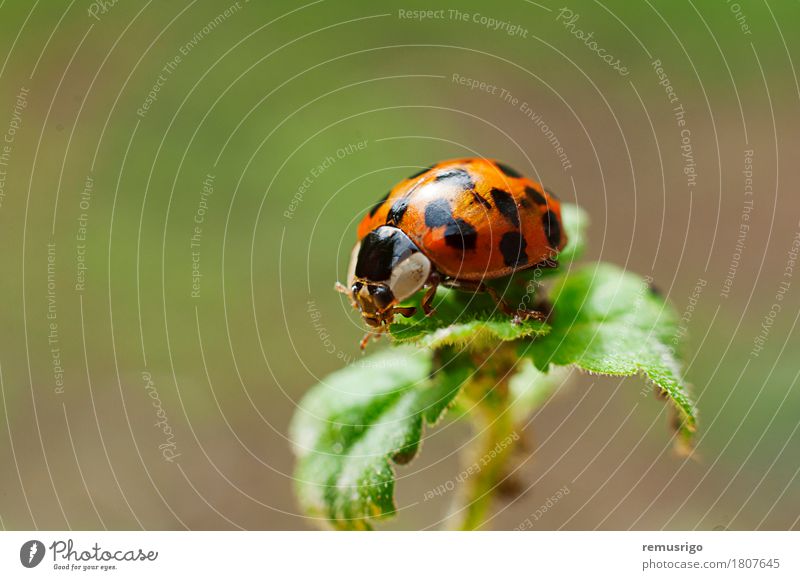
<box><xmin>368</xmin><ymin>285</ymin><xmax>394</xmax><ymax>310</ymax></box>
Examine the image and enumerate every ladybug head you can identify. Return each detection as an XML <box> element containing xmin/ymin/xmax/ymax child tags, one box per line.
<box><xmin>351</xmin><ymin>281</ymin><xmax>394</xmax><ymax>327</ymax></box>
<box><xmin>345</xmin><ymin>226</ymin><xmax>431</xmax><ymax>327</ymax></box>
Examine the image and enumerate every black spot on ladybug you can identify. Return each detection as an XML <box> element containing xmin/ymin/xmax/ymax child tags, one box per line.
<box><xmin>386</xmin><ymin>196</ymin><xmax>410</xmax><ymax>225</ymax></box>
<box><xmin>444</xmin><ymin>219</ymin><xmax>477</xmax><ymax>250</ymax></box>
<box><xmin>524</xmin><ymin>185</ymin><xmax>548</xmax><ymax>207</ymax></box>
<box><xmin>407</xmin><ymin>166</ymin><xmax>433</xmax><ymax>180</ymax></box>
<box><xmin>495</xmin><ymin>162</ymin><xmax>522</xmax><ymax>178</ymax></box>
<box><xmin>434</xmin><ymin>168</ymin><xmax>474</xmax><ymax>190</ymax></box>
<box><xmin>499</xmin><ymin>231</ymin><xmax>528</xmax><ymax>267</ymax></box>
<box><xmin>369</xmin><ymin>191</ymin><xmax>390</xmax><ymax>217</ymax></box>
<box><xmin>544</xmin><ymin>186</ymin><xmax>560</xmax><ymax>201</ymax></box>
<box><xmin>542</xmin><ymin>210</ymin><xmax>562</xmax><ymax>249</ymax></box>
<box><xmin>424</xmin><ymin>198</ymin><xmax>454</xmax><ymax>228</ymax></box>
<box><xmin>519</xmin><ymin>197</ymin><xmax>531</xmax><ymax>208</ymax></box>
<box><xmin>490</xmin><ymin>188</ymin><xmax>519</xmax><ymax>227</ymax></box>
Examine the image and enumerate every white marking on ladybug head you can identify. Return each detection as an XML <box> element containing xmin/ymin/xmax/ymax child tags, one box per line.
<box><xmin>388</xmin><ymin>252</ymin><xmax>431</xmax><ymax>302</ymax></box>
<box><xmin>346</xmin><ymin>241</ymin><xmax>361</xmax><ymax>287</ymax></box>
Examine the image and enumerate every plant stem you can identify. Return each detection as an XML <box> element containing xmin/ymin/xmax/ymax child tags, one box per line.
<box><xmin>447</xmin><ymin>368</ymin><xmax>519</xmax><ymax>530</ymax></box>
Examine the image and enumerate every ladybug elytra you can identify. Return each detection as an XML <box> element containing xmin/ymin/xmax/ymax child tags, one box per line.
<box><xmin>336</xmin><ymin>158</ymin><xmax>567</xmax><ymax>347</ymax></box>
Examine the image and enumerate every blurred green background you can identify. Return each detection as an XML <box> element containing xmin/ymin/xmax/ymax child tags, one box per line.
<box><xmin>0</xmin><ymin>0</ymin><xmax>798</xmax><ymax>530</ymax></box>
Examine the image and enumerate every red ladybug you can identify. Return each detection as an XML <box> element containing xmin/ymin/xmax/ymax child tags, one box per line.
<box><xmin>336</xmin><ymin>158</ymin><xmax>566</xmax><ymax>346</ymax></box>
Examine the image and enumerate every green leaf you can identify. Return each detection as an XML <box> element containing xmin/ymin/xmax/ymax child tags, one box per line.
<box><xmin>290</xmin><ymin>347</ymin><xmax>471</xmax><ymax>529</ymax></box>
<box><xmin>508</xmin><ymin>361</ymin><xmax>571</xmax><ymax>424</ymax></box>
<box><xmin>556</xmin><ymin>202</ymin><xmax>589</xmax><ymax>265</ymax></box>
<box><xmin>523</xmin><ymin>263</ymin><xmax>697</xmax><ymax>447</ymax></box>
<box><xmin>389</xmin><ymin>287</ymin><xmax>548</xmax><ymax>349</ymax></box>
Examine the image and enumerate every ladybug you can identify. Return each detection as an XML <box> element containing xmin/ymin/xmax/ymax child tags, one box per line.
<box><xmin>336</xmin><ymin>158</ymin><xmax>567</xmax><ymax>347</ymax></box>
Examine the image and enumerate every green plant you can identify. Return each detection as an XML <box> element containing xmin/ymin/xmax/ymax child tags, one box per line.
<box><xmin>290</xmin><ymin>204</ymin><xmax>696</xmax><ymax>530</ymax></box>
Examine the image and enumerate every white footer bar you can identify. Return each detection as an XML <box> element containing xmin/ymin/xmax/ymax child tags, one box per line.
<box><xmin>1</xmin><ymin>531</ymin><xmax>796</xmax><ymax>579</ymax></box>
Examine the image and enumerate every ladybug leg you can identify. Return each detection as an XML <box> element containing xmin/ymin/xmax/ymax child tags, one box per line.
<box><xmin>421</xmin><ymin>278</ymin><xmax>439</xmax><ymax>317</ymax></box>
<box><xmin>360</xmin><ymin>327</ymin><xmax>388</xmax><ymax>350</ymax></box>
<box><xmin>482</xmin><ymin>285</ymin><xmax>546</xmax><ymax>322</ymax></box>
<box><xmin>359</xmin><ymin>332</ymin><xmax>374</xmax><ymax>350</ymax></box>
<box><xmin>445</xmin><ymin>279</ymin><xmax>546</xmax><ymax>323</ymax></box>
<box><xmin>532</xmin><ymin>298</ymin><xmax>553</xmax><ymax>319</ymax></box>
<box><xmin>510</xmin><ymin>310</ymin><xmax>547</xmax><ymax>324</ymax></box>
<box><xmin>484</xmin><ymin>285</ymin><xmax>514</xmax><ymax>314</ymax></box>
<box><xmin>393</xmin><ymin>306</ymin><xmax>417</xmax><ymax>318</ymax></box>
<box><xmin>335</xmin><ymin>281</ymin><xmax>358</xmax><ymax>308</ymax></box>
<box><xmin>507</xmin><ymin>301</ymin><xmax>547</xmax><ymax>323</ymax></box>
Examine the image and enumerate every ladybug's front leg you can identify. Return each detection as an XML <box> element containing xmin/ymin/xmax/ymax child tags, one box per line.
<box><xmin>359</xmin><ymin>332</ymin><xmax>376</xmax><ymax>350</ymax></box>
<box><xmin>334</xmin><ymin>281</ymin><xmax>357</xmax><ymax>308</ymax></box>
<box><xmin>421</xmin><ymin>275</ymin><xmax>440</xmax><ymax>317</ymax></box>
